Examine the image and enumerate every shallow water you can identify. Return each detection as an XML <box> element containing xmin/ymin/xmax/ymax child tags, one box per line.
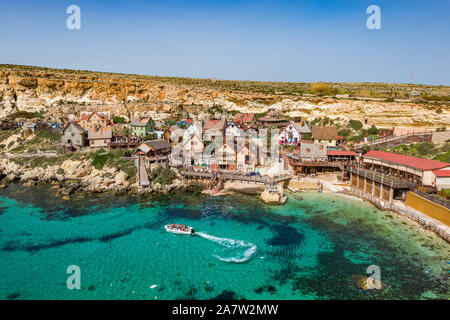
<box><xmin>0</xmin><ymin>184</ymin><xmax>448</xmax><ymax>300</ymax></box>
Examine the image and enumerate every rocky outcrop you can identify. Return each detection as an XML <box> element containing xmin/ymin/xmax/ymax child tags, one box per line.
<box><xmin>0</xmin><ymin>66</ymin><xmax>448</xmax><ymax>128</ymax></box>
<box><xmin>260</xmin><ymin>184</ymin><xmax>287</xmax><ymax>205</ymax></box>
<box><xmin>0</xmin><ymin>157</ymin><xmax>189</xmax><ymax>196</ymax></box>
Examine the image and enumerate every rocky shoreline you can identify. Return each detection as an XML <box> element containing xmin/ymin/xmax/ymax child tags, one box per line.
<box><xmin>0</xmin><ymin>156</ymin><xmax>290</xmax><ymax>204</ymax></box>
<box><xmin>0</xmin><ymin>157</ymin><xmax>194</xmax><ymax>198</ymax></box>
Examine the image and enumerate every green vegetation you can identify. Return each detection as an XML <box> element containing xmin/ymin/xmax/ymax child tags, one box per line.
<box><xmin>9</xmin><ymin>130</ymin><xmax>61</xmax><ymax>153</ymax></box>
<box><xmin>113</xmin><ymin>116</ymin><xmax>126</xmax><ymax>124</ymax></box>
<box><xmin>348</xmin><ymin>120</ymin><xmax>363</xmax><ymax>131</ymax></box>
<box><xmin>150</xmin><ymin>166</ymin><xmax>177</xmax><ymax>185</ymax></box>
<box><xmin>207</xmin><ymin>105</ymin><xmax>223</xmax><ymax>115</ymax></box>
<box><xmin>11</xmin><ymin>152</ymin><xmax>77</xmax><ymax>169</ymax></box>
<box><xmin>385</xmin><ymin>142</ymin><xmax>450</xmax><ymax>163</ymax></box>
<box><xmin>32</xmin><ymin>130</ymin><xmax>61</xmax><ymax>142</ymax></box>
<box><xmin>144</xmin><ymin>133</ymin><xmax>158</xmax><ymax>140</ymax></box>
<box><xmin>302</xmin><ymin>133</ymin><xmax>312</xmax><ymax>141</ymax></box>
<box><xmin>308</xmin><ymin>82</ymin><xmax>337</xmax><ymax>96</ymax></box>
<box><xmin>163</xmin><ymin>119</ymin><xmax>177</xmax><ymax>129</ymax></box>
<box><xmin>89</xmin><ymin>149</ymin><xmax>123</xmax><ymax>170</ymax></box>
<box><xmin>7</xmin><ymin>110</ymin><xmax>43</xmax><ymax>120</ymax></box>
<box><xmin>89</xmin><ymin>149</ymin><xmax>137</xmax><ymax>178</ymax></box>
<box><xmin>338</xmin><ymin>128</ymin><xmax>352</xmax><ymax>138</ymax></box>
<box><xmin>367</xmin><ymin>125</ymin><xmax>379</xmax><ymax>135</ymax></box>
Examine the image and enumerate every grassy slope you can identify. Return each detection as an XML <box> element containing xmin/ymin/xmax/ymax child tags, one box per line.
<box><xmin>384</xmin><ymin>142</ymin><xmax>450</xmax><ymax>163</ymax></box>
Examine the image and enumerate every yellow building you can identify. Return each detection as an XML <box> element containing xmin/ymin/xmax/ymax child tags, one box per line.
<box><xmin>312</xmin><ymin>125</ymin><xmax>338</xmax><ymax>148</ymax></box>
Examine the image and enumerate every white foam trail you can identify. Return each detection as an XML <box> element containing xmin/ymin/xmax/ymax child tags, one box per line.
<box><xmin>196</xmin><ymin>232</ymin><xmax>257</xmax><ymax>263</ymax></box>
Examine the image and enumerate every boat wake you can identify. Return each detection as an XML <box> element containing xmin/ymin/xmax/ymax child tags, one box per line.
<box><xmin>196</xmin><ymin>232</ymin><xmax>257</xmax><ymax>263</ymax></box>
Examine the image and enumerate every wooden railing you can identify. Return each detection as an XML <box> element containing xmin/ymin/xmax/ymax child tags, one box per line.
<box><xmin>345</xmin><ymin>166</ymin><xmax>417</xmax><ymax>188</ymax></box>
<box><xmin>350</xmin><ymin>188</ymin><xmax>450</xmax><ymax>243</ymax></box>
<box><xmin>355</xmin><ymin>130</ymin><xmax>435</xmax><ymax>148</ymax></box>
<box><xmin>181</xmin><ymin>168</ymin><xmax>292</xmax><ymax>185</ymax></box>
<box><xmin>413</xmin><ymin>189</ymin><xmax>450</xmax><ymax>210</ymax></box>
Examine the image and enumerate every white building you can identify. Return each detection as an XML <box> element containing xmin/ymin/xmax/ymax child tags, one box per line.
<box><xmin>277</xmin><ymin>121</ymin><xmax>311</xmax><ymax>145</ymax></box>
<box><xmin>432</xmin><ymin>170</ymin><xmax>450</xmax><ymax>190</ymax></box>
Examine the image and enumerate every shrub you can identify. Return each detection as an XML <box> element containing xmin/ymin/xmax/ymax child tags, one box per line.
<box><xmin>90</xmin><ymin>151</ymin><xmax>114</xmax><ymax>170</ymax></box>
<box><xmin>337</xmin><ymin>129</ymin><xmax>352</xmax><ymax>138</ymax></box>
<box><xmin>150</xmin><ymin>166</ymin><xmax>177</xmax><ymax>185</ymax></box>
<box><xmin>309</xmin><ymin>82</ymin><xmax>336</xmax><ymax>96</ymax></box>
<box><xmin>416</xmin><ymin>142</ymin><xmax>435</xmax><ymax>155</ymax></box>
<box><xmin>348</xmin><ymin>120</ymin><xmax>363</xmax><ymax>131</ymax></box>
<box><xmin>35</xmin><ymin>130</ymin><xmax>61</xmax><ymax>142</ymax></box>
<box><xmin>368</xmin><ymin>125</ymin><xmax>379</xmax><ymax>135</ymax></box>
<box><xmin>433</xmin><ymin>150</ymin><xmax>450</xmax><ymax>163</ymax></box>
<box><xmin>145</xmin><ymin>133</ymin><xmax>158</xmax><ymax>140</ymax></box>
<box><xmin>113</xmin><ymin>116</ymin><xmax>126</xmax><ymax>123</ymax></box>
<box><xmin>8</xmin><ymin>111</ymin><xmax>42</xmax><ymax>119</ymax></box>
<box><xmin>207</xmin><ymin>105</ymin><xmax>223</xmax><ymax>115</ymax></box>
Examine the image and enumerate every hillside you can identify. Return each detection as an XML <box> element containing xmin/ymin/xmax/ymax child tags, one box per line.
<box><xmin>0</xmin><ymin>64</ymin><xmax>449</xmax><ymax>128</ymax></box>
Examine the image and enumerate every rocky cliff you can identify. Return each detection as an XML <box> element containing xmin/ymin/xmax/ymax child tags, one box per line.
<box><xmin>0</xmin><ymin>65</ymin><xmax>448</xmax><ymax>128</ymax></box>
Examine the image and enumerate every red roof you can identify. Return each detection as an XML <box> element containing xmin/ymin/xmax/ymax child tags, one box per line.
<box><xmin>242</xmin><ymin>113</ymin><xmax>255</xmax><ymax>123</ymax></box>
<box><xmin>234</xmin><ymin>113</ymin><xmax>255</xmax><ymax>124</ymax></box>
<box><xmin>364</xmin><ymin>150</ymin><xmax>450</xmax><ymax>171</ymax></box>
<box><xmin>328</xmin><ymin>150</ymin><xmax>357</xmax><ymax>156</ymax></box>
<box><xmin>433</xmin><ymin>170</ymin><xmax>450</xmax><ymax>177</ymax></box>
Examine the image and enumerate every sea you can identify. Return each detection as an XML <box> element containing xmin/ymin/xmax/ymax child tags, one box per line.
<box><xmin>0</xmin><ymin>183</ymin><xmax>448</xmax><ymax>300</ymax></box>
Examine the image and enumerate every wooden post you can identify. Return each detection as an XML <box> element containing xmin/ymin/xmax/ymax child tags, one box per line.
<box><xmin>363</xmin><ymin>176</ymin><xmax>367</xmax><ymax>194</ymax></box>
<box><xmin>372</xmin><ymin>173</ymin><xmax>375</xmax><ymax>196</ymax></box>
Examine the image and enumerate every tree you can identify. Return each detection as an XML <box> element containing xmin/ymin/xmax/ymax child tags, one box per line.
<box><xmin>348</xmin><ymin>120</ymin><xmax>363</xmax><ymax>131</ymax></box>
<box><xmin>368</xmin><ymin>125</ymin><xmax>379</xmax><ymax>135</ymax></box>
<box><xmin>113</xmin><ymin>116</ymin><xmax>126</xmax><ymax>124</ymax></box>
<box><xmin>338</xmin><ymin>129</ymin><xmax>352</xmax><ymax>138</ymax></box>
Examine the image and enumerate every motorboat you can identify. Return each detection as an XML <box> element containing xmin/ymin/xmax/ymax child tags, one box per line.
<box><xmin>165</xmin><ymin>224</ymin><xmax>195</xmax><ymax>235</ymax></box>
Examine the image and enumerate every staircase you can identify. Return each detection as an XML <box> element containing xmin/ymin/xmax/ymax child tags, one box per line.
<box><xmin>207</xmin><ymin>175</ymin><xmax>217</xmax><ymax>189</ymax></box>
<box><xmin>213</xmin><ymin>177</ymin><xmax>225</xmax><ymax>192</ymax></box>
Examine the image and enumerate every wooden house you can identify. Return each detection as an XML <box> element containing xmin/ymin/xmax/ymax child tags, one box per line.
<box><xmin>136</xmin><ymin>139</ymin><xmax>172</xmax><ymax>166</ymax></box>
<box><xmin>61</xmin><ymin>122</ymin><xmax>87</xmax><ymax>150</ymax></box>
<box><xmin>88</xmin><ymin>127</ymin><xmax>113</xmax><ymax>148</ymax></box>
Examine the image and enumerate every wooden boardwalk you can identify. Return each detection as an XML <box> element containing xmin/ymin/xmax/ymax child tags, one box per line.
<box><xmin>181</xmin><ymin>169</ymin><xmax>292</xmax><ymax>186</ymax></box>
<box><xmin>137</xmin><ymin>156</ymin><xmax>150</xmax><ymax>187</ymax></box>
<box><xmin>345</xmin><ymin>166</ymin><xmax>416</xmax><ymax>189</ymax></box>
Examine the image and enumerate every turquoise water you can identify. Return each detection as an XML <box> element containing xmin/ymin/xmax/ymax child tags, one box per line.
<box><xmin>0</xmin><ymin>184</ymin><xmax>448</xmax><ymax>300</ymax></box>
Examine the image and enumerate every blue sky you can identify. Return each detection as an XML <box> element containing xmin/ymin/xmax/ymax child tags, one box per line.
<box><xmin>0</xmin><ymin>0</ymin><xmax>449</xmax><ymax>85</ymax></box>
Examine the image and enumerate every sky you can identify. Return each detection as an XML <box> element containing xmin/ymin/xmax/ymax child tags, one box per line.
<box><xmin>0</xmin><ymin>0</ymin><xmax>449</xmax><ymax>85</ymax></box>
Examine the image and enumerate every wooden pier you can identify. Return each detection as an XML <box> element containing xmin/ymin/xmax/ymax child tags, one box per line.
<box><xmin>344</xmin><ymin>166</ymin><xmax>416</xmax><ymax>202</ymax></box>
<box><xmin>181</xmin><ymin>169</ymin><xmax>292</xmax><ymax>186</ymax></box>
